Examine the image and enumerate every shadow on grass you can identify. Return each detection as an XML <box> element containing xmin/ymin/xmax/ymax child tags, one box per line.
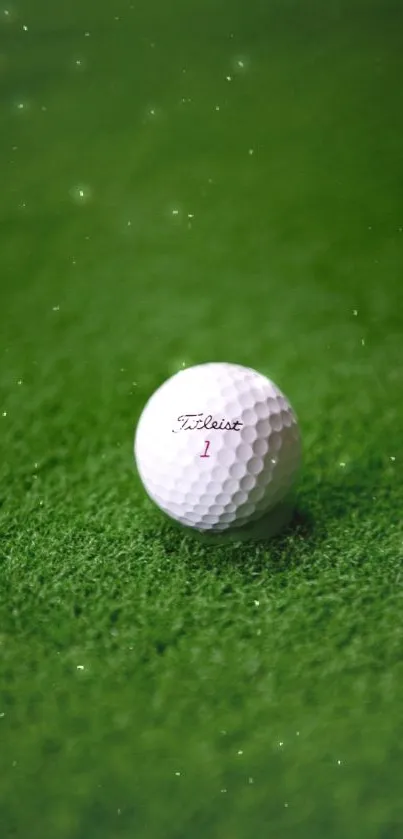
<box><xmin>140</xmin><ymin>451</ymin><xmax>395</xmax><ymax>576</ymax></box>
<box><xmin>141</xmin><ymin>499</ymin><xmax>315</xmax><ymax>577</ymax></box>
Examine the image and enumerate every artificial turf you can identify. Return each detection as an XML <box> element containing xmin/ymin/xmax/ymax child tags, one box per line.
<box><xmin>1</xmin><ymin>1</ymin><xmax>403</xmax><ymax>837</ymax></box>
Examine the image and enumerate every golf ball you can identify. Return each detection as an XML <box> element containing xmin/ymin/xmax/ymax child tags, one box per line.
<box><xmin>134</xmin><ymin>362</ymin><xmax>301</xmax><ymax>534</ymax></box>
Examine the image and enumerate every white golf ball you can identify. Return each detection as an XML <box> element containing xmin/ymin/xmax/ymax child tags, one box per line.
<box><xmin>134</xmin><ymin>362</ymin><xmax>301</xmax><ymax>534</ymax></box>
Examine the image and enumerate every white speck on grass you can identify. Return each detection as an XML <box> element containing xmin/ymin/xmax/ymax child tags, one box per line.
<box><xmin>339</xmin><ymin>462</ymin><xmax>346</xmax><ymax>468</ymax></box>
<box><xmin>69</xmin><ymin>184</ymin><xmax>92</xmax><ymax>204</ymax></box>
<box><xmin>22</xmin><ymin>23</ymin><xmax>28</xmax><ymax>31</ymax></box>
<box><xmin>2</xmin><ymin>412</ymin><xmax>7</xmax><ymax>417</ymax></box>
<box><xmin>361</xmin><ymin>338</ymin><xmax>366</xmax><ymax>346</ymax></box>
<box><xmin>76</xmin><ymin>665</ymin><xmax>84</xmax><ymax>671</ymax></box>
<box><xmin>254</xmin><ymin>599</ymin><xmax>260</xmax><ymax>606</ymax></box>
<box><xmin>175</xmin><ymin>771</ymin><xmax>181</xmax><ymax>776</ymax></box>
<box><xmin>52</xmin><ymin>305</ymin><xmax>60</xmax><ymax>311</ymax></box>
<box><xmin>390</xmin><ymin>456</ymin><xmax>396</xmax><ymax>462</ymax></box>
<box><xmin>248</xmin><ymin>148</ymin><xmax>254</xmax><ymax>155</ymax></box>
<box><xmin>215</xmin><ymin>105</ymin><xmax>220</xmax><ymax>111</ymax></box>
<box><xmin>353</xmin><ymin>309</ymin><xmax>358</xmax><ymax>316</ymax></box>
<box><xmin>248</xmin><ymin>777</ymin><xmax>254</xmax><ymax>784</ymax></box>
<box><xmin>0</xmin><ymin>712</ymin><xmax>5</xmax><ymax>718</ymax></box>
<box><xmin>237</xmin><ymin>750</ymin><xmax>243</xmax><ymax>756</ymax></box>
<box><xmin>226</xmin><ymin>75</ymin><xmax>232</xmax><ymax>81</ymax></box>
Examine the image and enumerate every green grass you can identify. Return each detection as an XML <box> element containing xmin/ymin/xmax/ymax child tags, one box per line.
<box><xmin>1</xmin><ymin>1</ymin><xmax>403</xmax><ymax>836</ymax></box>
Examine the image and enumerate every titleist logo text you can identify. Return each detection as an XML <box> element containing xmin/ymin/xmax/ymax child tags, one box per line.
<box><xmin>172</xmin><ymin>413</ymin><xmax>243</xmax><ymax>433</ymax></box>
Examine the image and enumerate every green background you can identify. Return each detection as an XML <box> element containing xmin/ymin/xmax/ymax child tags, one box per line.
<box><xmin>1</xmin><ymin>1</ymin><xmax>403</xmax><ymax>837</ymax></box>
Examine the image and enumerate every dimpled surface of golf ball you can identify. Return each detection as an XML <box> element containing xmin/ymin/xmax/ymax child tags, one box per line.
<box><xmin>134</xmin><ymin>362</ymin><xmax>301</xmax><ymax>533</ymax></box>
